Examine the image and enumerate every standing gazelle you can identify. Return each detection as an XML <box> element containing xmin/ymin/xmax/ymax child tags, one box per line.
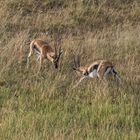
<box><xmin>73</xmin><ymin>56</ymin><xmax>121</xmax><ymax>87</ymax></box>
<box><xmin>27</xmin><ymin>39</ymin><xmax>62</xmax><ymax>70</ymax></box>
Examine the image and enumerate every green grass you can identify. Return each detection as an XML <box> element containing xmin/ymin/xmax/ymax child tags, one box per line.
<box><xmin>0</xmin><ymin>0</ymin><xmax>140</xmax><ymax>139</ymax></box>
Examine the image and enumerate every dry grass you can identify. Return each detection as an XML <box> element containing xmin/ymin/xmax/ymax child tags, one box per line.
<box><xmin>0</xmin><ymin>0</ymin><xmax>140</xmax><ymax>140</ymax></box>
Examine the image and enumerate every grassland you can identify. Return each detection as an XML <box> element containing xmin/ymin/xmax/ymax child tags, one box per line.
<box><xmin>0</xmin><ymin>0</ymin><xmax>140</xmax><ymax>139</ymax></box>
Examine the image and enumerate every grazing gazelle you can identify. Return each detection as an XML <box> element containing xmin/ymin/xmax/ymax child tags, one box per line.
<box><xmin>27</xmin><ymin>39</ymin><xmax>62</xmax><ymax>70</ymax></box>
<box><xmin>73</xmin><ymin>56</ymin><xmax>121</xmax><ymax>87</ymax></box>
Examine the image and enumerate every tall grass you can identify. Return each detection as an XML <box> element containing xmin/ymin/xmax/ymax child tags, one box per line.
<box><xmin>0</xmin><ymin>0</ymin><xmax>140</xmax><ymax>139</ymax></box>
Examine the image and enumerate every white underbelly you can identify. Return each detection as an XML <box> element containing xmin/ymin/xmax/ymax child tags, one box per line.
<box><xmin>88</xmin><ymin>69</ymin><xmax>97</xmax><ymax>78</ymax></box>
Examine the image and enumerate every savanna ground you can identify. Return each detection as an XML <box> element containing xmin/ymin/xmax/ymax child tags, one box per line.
<box><xmin>0</xmin><ymin>0</ymin><xmax>140</xmax><ymax>139</ymax></box>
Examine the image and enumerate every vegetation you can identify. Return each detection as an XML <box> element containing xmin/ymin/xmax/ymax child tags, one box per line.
<box><xmin>0</xmin><ymin>0</ymin><xmax>140</xmax><ymax>139</ymax></box>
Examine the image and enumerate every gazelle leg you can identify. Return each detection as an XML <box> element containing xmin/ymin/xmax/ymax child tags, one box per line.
<box><xmin>115</xmin><ymin>74</ymin><xmax>121</xmax><ymax>82</ymax></box>
<box><xmin>112</xmin><ymin>69</ymin><xmax>121</xmax><ymax>83</ymax></box>
<box><xmin>27</xmin><ymin>51</ymin><xmax>33</xmax><ymax>68</ymax></box>
<box><xmin>47</xmin><ymin>54</ymin><xmax>54</xmax><ymax>63</ymax></box>
<box><xmin>27</xmin><ymin>43</ymin><xmax>34</xmax><ymax>68</ymax></box>
<box><xmin>39</xmin><ymin>56</ymin><xmax>44</xmax><ymax>71</ymax></box>
<box><xmin>73</xmin><ymin>77</ymin><xmax>86</xmax><ymax>88</ymax></box>
<box><xmin>104</xmin><ymin>67</ymin><xmax>112</xmax><ymax>84</ymax></box>
<box><xmin>115</xmin><ymin>73</ymin><xmax>121</xmax><ymax>84</ymax></box>
<box><xmin>36</xmin><ymin>54</ymin><xmax>41</xmax><ymax>61</ymax></box>
<box><xmin>96</xmin><ymin>73</ymin><xmax>108</xmax><ymax>87</ymax></box>
<box><xmin>97</xmin><ymin>73</ymin><xmax>103</xmax><ymax>81</ymax></box>
<box><xmin>96</xmin><ymin>65</ymin><xmax>106</xmax><ymax>82</ymax></box>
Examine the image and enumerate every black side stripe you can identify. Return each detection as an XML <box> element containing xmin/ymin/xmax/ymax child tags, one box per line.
<box><xmin>89</xmin><ymin>64</ymin><xmax>99</xmax><ymax>73</ymax></box>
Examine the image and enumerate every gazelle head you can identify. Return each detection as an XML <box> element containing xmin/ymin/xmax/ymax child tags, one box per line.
<box><xmin>51</xmin><ymin>35</ymin><xmax>63</xmax><ymax>69</ymax></box>
<box><xmin>73</xmin><ymin>55</ymin><xmax>88</xmax><ymax>76</ymax></box>
<box><xmin>52</xmin><ymin>45</ymin><xmax>63</xmax><ymax>69</ymax></box>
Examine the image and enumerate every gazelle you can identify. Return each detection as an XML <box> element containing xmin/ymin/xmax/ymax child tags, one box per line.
<box><xmin>73</xmin><ymin>56</ymin><xmax>121</xmax><ymax>87</ymax></box>
<box><xmin>27</xmin><ymin>39</ymin><xmax>62</xmax><ymax>70</ymax></box>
